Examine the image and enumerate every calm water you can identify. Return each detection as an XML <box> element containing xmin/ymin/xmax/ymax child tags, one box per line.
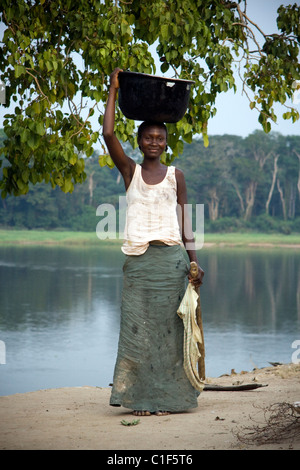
<box><xmin>0</xmin><ymin>244</ymin><xmax>299</xmax><ymax>396</ymax></box>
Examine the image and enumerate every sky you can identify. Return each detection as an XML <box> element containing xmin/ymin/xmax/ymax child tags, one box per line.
<box><xmin>0</xmin><ymin>0</ymin><xmax>299</xmax><ymax>138</ymax></box>
<box><xmin>206</xmin><ymin>0</ymin><xmax>300</xmax><ymax>137</ymax></box>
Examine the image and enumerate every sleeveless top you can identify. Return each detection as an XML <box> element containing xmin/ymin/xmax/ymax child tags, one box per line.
<box><xmin>122</xmin><ymin>164</ymin><xmax>182</xmax><ymax>255</ymax></box>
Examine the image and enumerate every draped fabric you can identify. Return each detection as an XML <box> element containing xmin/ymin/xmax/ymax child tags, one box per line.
<box><xmin>110</xmin><ymin>244</ymin><xmax>200</xmax><ymax>412</ymax></box>
<box><xmin>177</xmin><ymin>283</ymin><xmax>205</xmax><ymax>392</ymax></box>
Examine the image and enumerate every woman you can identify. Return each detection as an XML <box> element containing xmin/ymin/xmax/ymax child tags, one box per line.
<box><xmin>103</xmin><ymin>68</ymin><xmax>204</xmax><ymax>416</ymax></box>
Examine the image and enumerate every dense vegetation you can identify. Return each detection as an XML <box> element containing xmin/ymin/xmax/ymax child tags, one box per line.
<box><xmin>1</xmin><ymin>1</ymin><xmax>299</xmax><ymax>196</ymax></box>
<box><xmin>1</xmin><ymin>129</ymin><xmax>300</xmax><ymax>234</ymax></box>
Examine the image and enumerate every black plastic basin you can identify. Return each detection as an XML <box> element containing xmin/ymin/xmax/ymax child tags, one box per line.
<box><xmin>118</xmin><ymin>71</ymin><xmax>194</xmax><ymax>123</ymax></box>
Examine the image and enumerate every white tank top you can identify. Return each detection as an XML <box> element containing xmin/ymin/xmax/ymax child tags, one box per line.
<box><xmin>122</xmin><ymin>163</ymin><xmax>182</xmax><ymax>255</ymax></box>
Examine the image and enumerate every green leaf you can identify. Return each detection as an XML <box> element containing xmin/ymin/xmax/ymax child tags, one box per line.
<box><xmin>282</xmin><ymin>111</ymin><xmax>292</xmax><ymax>120</ymax></box>
<box><xmin>61</xmin><ymin>178</ymin><xmax>74</xmax><ymax>193</ymax></box>
<box><xmin>106</xmin><ymin>154</ymin><xmax>115</xmax><ymax>169</ymax></box>
<box><xmin>27</xmin><ymin>133</ymin><xmax>39</xmax><ymax>150</ymax></box>
<box><xmin>69</xmin><ymin>154</ymin><xmax>77</xmax><ymax>165</ymax></box>
<box><xmin>93</xmin><ymin>90</ymin><xmax>102</xmax><ymax>101</ymax></box>
<box><xmin>263</xmin><ymin>121</ymin><xmax>271</xmax><ymax>133</ymax></box>
<box><xmin>36</xmin><ymin>122</ymin><xmax>45</xmax><ymax>136</ymax></box>
<box><xmin>203</xmin><ymin>134</ymin><xmax>209</xmax><ymax>147</ymax></box>
<box><xmin>160</xmin><ymin>62</ymin><xmax>169</xmax><ymax>73</ymax></box>
<box><xmin>161</xmin><ymin>24</ymin><xmax>169</xmax><ymax>40</ymax></box>
<box><xmin>15</xmin><ymin>65</ymin><xmax>26</xmax><ymax>78</ymax></box>
<box><xmin>17</xmin><ymin>178</ymin><xmax>25</xmax><ymax>190</ymax></box>
<box><xmin>176</xmin><ymin>139</ymin><xmax>184</xmax><ymax>155</ymax></box>
<box><xmin>32</xmin><ymin>102</ymin><xmax>41</xmax><ymax>114</ymax></box>
<box><xmin>120</xmin><ymin>419</ymin><xmax>140</xmax><ymax>426</ymax></box>
<box><xmin>21</xmin><ymin>169</ymin><xmax>29</xmax><ymax>183</ymax></box>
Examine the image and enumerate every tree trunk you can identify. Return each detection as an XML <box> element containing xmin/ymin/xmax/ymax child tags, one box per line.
<box><xmin>277</xmin><ymin>179</ymin><xmax>287</xmax><ymax>220</ymax></box>
<box><xmin>253</xmin><ymin>149</ymin><xmax>272</xmax><ymax>170</ymax></box>
<box><xmin>266</xmin><ymin>154</ymin><xmax>279</xmax><ymax>215</ymax></box>
<box><xmin>244</xmin><ymin>181</ymin><xmax>257</xmax><ymax>221</ymax></box>
<box><xmin>232</xmin><ymin>181</ymin><xmax>245</xmax><ymax>217</ymax></box>
<box><xmin>288</xmin><ymin>183</ymin><xmax>296</xmax><ymax>219</ymax></box>
<box><xmin>207</xmin><ymin>187</ymin><xmax>219</xmax><ymax>221</ymax></box>
<box><xmin>88</xmin><ymin>171</ymin><xmax>94</xmax><ymax>205</ymax></box>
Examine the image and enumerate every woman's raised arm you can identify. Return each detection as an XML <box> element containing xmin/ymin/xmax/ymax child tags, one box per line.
<box><xmin>103</xmin><ymin>68</ymin><xmax>135</xmax><ymax>190</ymax></box>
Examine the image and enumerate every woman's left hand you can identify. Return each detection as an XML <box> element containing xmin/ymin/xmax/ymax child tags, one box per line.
<box><xmin>188</xmin><ymin>264</ymin><xmax>204</xmax><ymax>288</ymax></box>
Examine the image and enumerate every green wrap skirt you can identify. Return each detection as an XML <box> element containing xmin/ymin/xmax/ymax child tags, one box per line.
<box><xmin>110</xmin><ymin>244</ymin><xmax>199</xmax><ymax>412</ymax></box>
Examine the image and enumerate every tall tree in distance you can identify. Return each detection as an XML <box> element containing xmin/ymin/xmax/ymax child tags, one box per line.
<box><xmin>0</xmin><ymin>0</ymin><xmax>299</xmax><ymax>196</ymax></box>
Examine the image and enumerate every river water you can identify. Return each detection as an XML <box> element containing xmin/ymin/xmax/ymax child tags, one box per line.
<box><xmin>0</xmin><ymin>244</ymin><xmax>299</xmax><ymax>395</ymax></box>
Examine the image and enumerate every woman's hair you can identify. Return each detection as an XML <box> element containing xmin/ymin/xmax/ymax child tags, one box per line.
<box><xmin>137</xmin><ymin>121</ymin><xmax>168</xmax><ymax>141</ymax></box>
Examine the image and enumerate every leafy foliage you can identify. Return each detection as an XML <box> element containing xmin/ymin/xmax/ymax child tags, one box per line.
<box><xmin>0</xmin><ymin>0</ymin><xmax>299</xmax><ymax>196</ymax></box>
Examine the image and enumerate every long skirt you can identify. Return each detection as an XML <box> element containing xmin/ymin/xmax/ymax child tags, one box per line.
<box><xmin>110</xmin><ymin>244</ymin><xmax>199</xmax><ymax>412</ymax></box>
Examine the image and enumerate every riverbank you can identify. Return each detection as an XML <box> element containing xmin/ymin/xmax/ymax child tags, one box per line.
<box><xmin>0</xmin><ymin>229</ymin><xmax>299</xmax><ymax>248</ymax></box>
<box><xmin>0</xmin><ymin>363</ymin><xmax>299</xmax><ymax>451</ymax></box>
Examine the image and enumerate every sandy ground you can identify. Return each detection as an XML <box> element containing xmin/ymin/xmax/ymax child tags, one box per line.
<box><xmin>0</xmin><ymin>363</ymin><xmax>299</xmax><ymax>451</ymax></box>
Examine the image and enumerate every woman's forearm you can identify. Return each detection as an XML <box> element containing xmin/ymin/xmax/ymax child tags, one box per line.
<box><xmin>103</xmin><ymin>86</ymin><xmax>118</xmax><ymax>139</ymax></box>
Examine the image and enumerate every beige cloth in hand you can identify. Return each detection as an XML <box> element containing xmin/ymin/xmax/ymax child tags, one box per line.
<box><xmin>177</xmin><ymin>283</ymin><xmax>205</xmax><ymax>392</ymax></box>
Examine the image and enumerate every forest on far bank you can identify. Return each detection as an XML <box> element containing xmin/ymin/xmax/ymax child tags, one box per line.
<box><xmin>1</xmin><ymin>129</ymin><xmax>300</xmax><ymax>234</ymax></box>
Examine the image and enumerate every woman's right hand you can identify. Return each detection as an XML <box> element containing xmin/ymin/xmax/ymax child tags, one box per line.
<box><xmin>110</xmin><ymin>67</ymin><xmax>123</xmax><ymax>90</ymax></box>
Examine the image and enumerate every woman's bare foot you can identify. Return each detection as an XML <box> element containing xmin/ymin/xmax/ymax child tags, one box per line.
<box><xmin>133</xmin><ymin>410</ymin><xmax>151</xmax><ymax>416</ymax></box>
<box><xmin>132</xmin><ymin>410</ymin><xmax>170</xmax><ymax>416</ymax></box>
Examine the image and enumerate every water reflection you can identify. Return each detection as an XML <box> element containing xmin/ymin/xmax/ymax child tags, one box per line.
<box><xmin>0</xmin><ymin>246</ymin><xmax>123</xmax><ymax>330</ymax></box>
<box><xmin>0</xmin><ymin>245</ymin><xmax>299</xmax><ymax>395</ymax></box>
<box><xmin>201</xmin><ymin>249</ymin><xmax>300</xmax><ymax>332</ymax></box>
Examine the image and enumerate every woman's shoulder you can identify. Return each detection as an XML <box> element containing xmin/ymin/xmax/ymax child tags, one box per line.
<box><xmin>174</xmin><ymin>166</ymin><xmax>185</xmax><ymax>180</ymax></box>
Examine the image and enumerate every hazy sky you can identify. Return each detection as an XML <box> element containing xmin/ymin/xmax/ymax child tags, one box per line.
<box><xmin>0</xmin><ymin>0</ymin><xmax>299</xmax><ymax>137</ymax></box>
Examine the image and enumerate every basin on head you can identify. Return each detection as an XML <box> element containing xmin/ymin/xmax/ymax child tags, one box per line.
<box><xmin>118</xmin><ymin>71</ymin><xmax>194</xmax><ymax>123</ymax></box>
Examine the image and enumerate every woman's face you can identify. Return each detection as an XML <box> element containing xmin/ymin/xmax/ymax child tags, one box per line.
<box><xmin>138</xmin><ymin>125</ymin><xmax>167</xmax><ymax>158</ymax></box>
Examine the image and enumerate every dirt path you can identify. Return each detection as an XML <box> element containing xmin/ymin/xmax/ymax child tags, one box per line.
<box><xmin>0</xmin><ymin>363</ymin><xmax>299</xmax><ymax>451</ymax></box>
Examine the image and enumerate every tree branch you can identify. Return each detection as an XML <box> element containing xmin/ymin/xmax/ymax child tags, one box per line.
<box><xmin>232</xmin><ymin>22</ymin><xmax>263</xmax><ymax>56</ymax></box>
<box><xmin>25</xmin><ymin>68</ymin><xmax>52</xmax><ymax>107</ymax></box>
<box><xmin>69</xmin><ymin>102</ymin><xmax>97</xmax><ymax>139</ymax></box>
